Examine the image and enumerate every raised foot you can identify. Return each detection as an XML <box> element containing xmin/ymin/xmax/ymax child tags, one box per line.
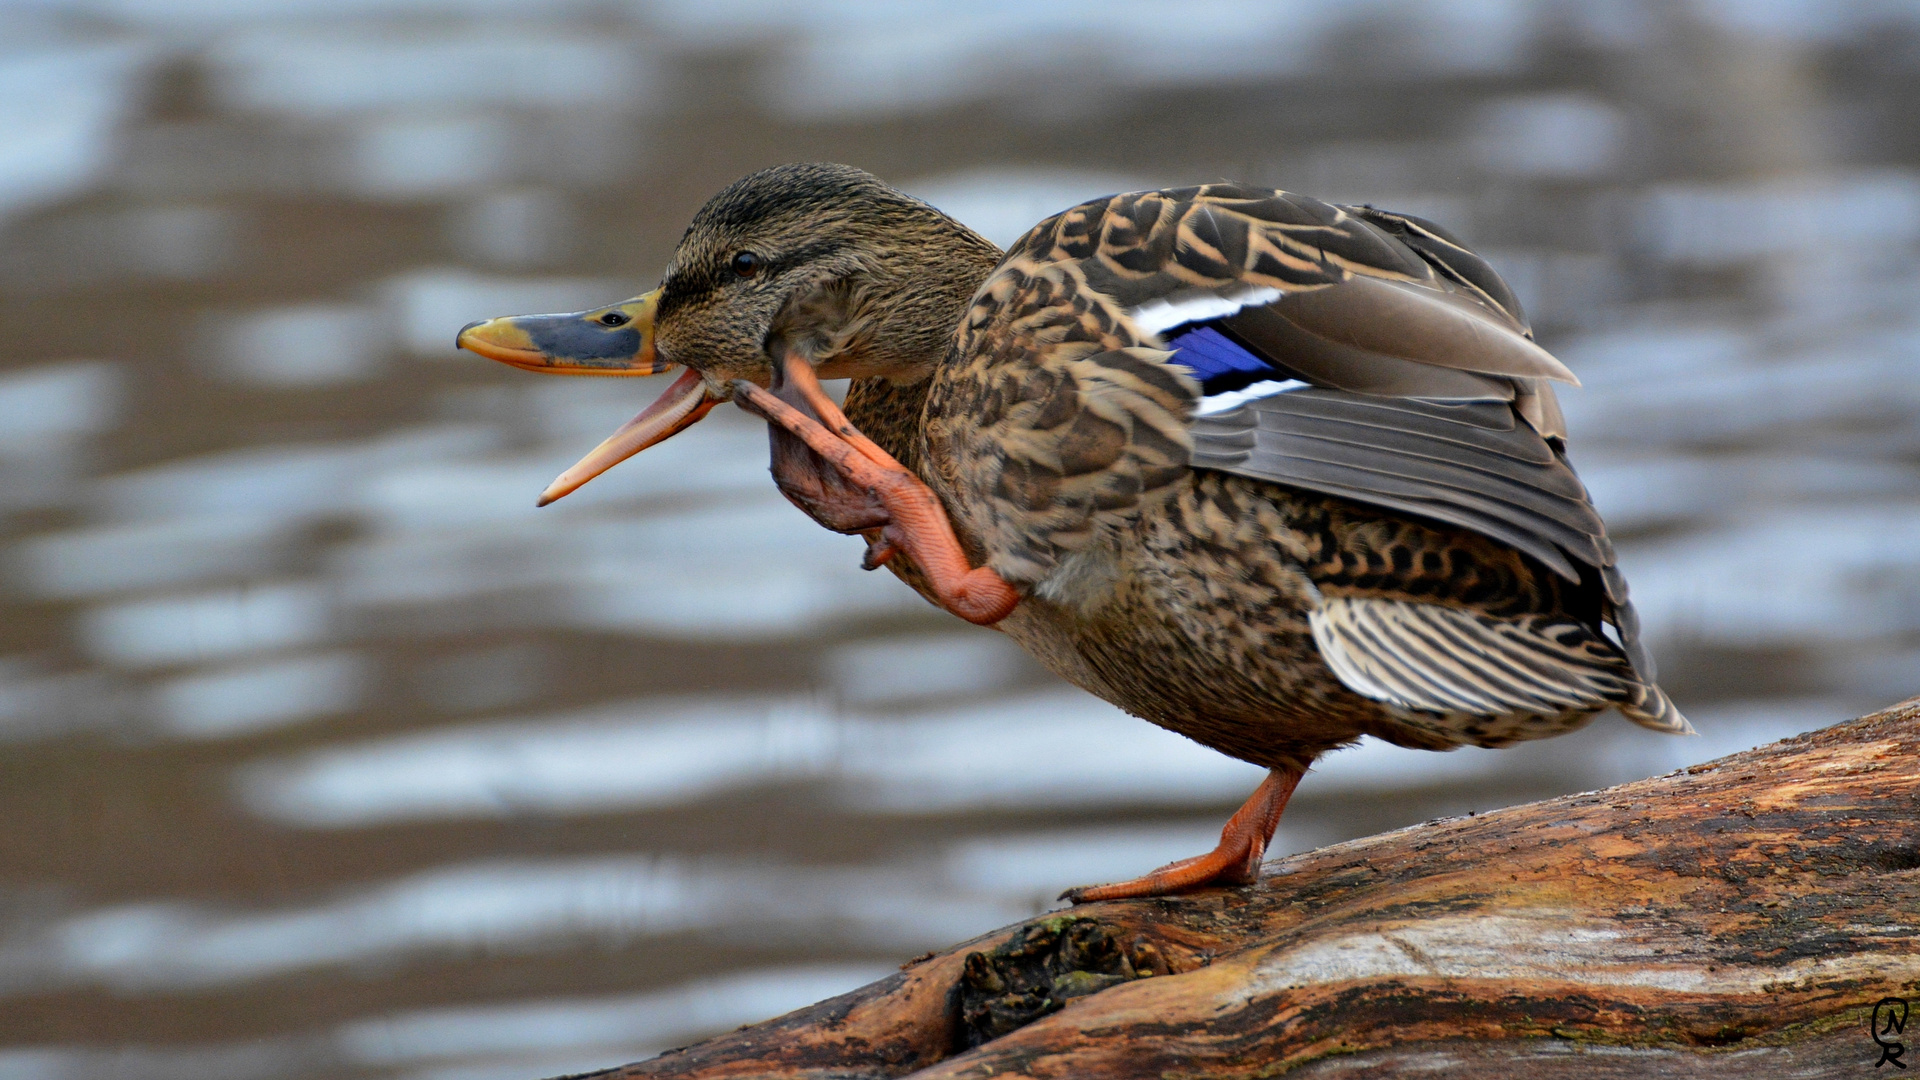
<box><xmin>1063</xmin><ymin>766</ymin><xmax>1305</xmax><ymax>903</ymax></box>
<box><xmin>757</xmin><ymin>384</ymin><xmax>893</xmax><ymax>538</ymax></box>
<box><xmin>733</xmin><ymin>351</ymin><xmax>1019</xmax><ymax>626</ymax></box>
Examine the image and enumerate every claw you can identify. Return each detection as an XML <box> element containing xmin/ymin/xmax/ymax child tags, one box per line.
<box><xmin>861</xmin><ymin>534</ymin><xmax>897</xmax><ymax>570</ymax></box>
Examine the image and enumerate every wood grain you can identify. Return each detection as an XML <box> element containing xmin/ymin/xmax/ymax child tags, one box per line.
<box><xmin>575</xmin><ymin>697</ymin><xmax>1920</xmax><ymax>1079</ymax></box>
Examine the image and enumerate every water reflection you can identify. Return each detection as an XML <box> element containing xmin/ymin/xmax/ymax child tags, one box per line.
<box><xmin>2</xmin><ymin>699</ymin><xmax>1838</xmax><ymax>1009</ymax></box>
<box><xmin>0</xmin><ymin>965</ymin><xmax>888</xmax><ymax>1080</ymax></box>
<box><xmin>337</xmin><ymin>965</ymin><xmax>892</xmax><ymax>1076</ymax></box>
<box><xmin>2</xmin><ymin>2</ymin><xmax>1918</xmax><ymax>1078</ymax></box>
<box><xmin>238</xmin><ymin>686</ymin><xmax>1842</xmax><ymax>830</ymax></box>
<box><xmin>26</xmin><ymin>857</ymin><xmax>1022</xmax><ymax>991</ymax></box>
<box><xmin>0</xmin><ymin>362</ymin><xmax>122</xmax><ymax>515</ymax></box>
<box><xmin>209</xmin><ymin>304</ymin><xmax>388</xmax><ymax>387</ymax></box>
<box><xmin>154</xmin><ymin>652</ymin><xmax>371</xmax><ymax>740</ymax></box>
<box><xmin>81</xmin><ymin>582</ymin><xmax>334</xmax><ymax>669</ymax></box>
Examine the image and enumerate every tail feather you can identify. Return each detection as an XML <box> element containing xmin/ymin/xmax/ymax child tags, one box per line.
<box><xmin>1621</xmin><ymin>683</ymin><xmax>1693</xmax><ymax>735</ymax></box>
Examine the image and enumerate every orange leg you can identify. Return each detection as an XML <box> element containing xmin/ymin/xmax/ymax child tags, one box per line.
<box><xmin>773</xmin><ymin>350</ymin><xmax>909</xmax><ymax>477</ymax></box>
<box><xmin>757</xmin><ymin>381</ymin><xmax>894</xmax><ymax>538</ymax></box>
<box><xmin>1062</xmin><ymin>766</ymin><xmax>1305</xmax><ymax>903</ymax></box>
<box><xmin>732</xmin><ymin>358</ymin><xmax>1019</xmax><ymax>626</ymax></box>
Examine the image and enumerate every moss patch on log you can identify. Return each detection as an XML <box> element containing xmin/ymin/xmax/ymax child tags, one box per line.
<box><xmin>957</xmin><ymin>915</ymin><xmax>1173</xmax><ymax>1046</ymax></box>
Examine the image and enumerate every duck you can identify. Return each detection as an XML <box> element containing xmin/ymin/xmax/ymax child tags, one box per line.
<box><xmin>456</xmin><ymin>162</ymin><xmax>1689</xmax><ymax>903</ymax></box>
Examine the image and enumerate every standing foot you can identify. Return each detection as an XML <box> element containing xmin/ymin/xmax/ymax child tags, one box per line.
<box><xmin>1062</xmin><ymin>767</ymin><xmax>1304</xmax><ymax>903</ymax></box>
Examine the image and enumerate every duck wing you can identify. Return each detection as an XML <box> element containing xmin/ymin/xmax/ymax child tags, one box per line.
<box><xmin>932</xmin><ymin>185</ymin><xmax>1666</xmax><ymax>707</ymax></box>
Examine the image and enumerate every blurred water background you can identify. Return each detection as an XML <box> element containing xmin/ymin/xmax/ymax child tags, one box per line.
<box><xmin>1</xmin><ymin>1</ymin><xmax>1918</xmax><ymax>1077</ymax></box>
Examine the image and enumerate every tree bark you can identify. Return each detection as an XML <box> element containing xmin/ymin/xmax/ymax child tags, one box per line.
<box><xmin>577</xmin><ymin>698</ymin><xmax>1920</xmax><ymax>1079</ymax></box>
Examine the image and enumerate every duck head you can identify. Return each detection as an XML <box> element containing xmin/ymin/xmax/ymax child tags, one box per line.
<box><xmin>457</xmin><ymin>162</ymin><xmax>1000</xmax><ymax>505</ymax></box>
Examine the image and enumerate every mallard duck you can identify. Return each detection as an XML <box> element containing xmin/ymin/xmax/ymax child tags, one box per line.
<box><xmin>457</xmin><ymin>163</ymin><xmax>1689</xmax><ymax>903</ymax></box>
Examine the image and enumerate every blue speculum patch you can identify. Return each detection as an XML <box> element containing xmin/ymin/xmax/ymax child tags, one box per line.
<box><xmin>1167</xmin><ymin>324</ymin><xmax>1275</xmax><ymax>395</ymax></box>
<box><xmin>523</xmin><ymin>315</ymin><xmax>644</xmax><ymax>364</ymax></box>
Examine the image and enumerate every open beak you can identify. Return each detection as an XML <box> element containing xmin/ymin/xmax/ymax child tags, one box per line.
<box><xmin>456</xmin><ymin>288</ymin><xmax>721</xmax><ymax>505</ymax></box>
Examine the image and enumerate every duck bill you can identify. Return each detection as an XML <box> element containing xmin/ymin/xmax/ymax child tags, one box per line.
<box><xmin>536</xmin><ymin>366</ymin><xmax>720</xmax><ymax>506</ymax></box>
<box><xmin>456</xmin><ymin>290</ymin><xmax>665</xmax><ymax>375</ymax></box>
<box><xmin>456</xmin><ymin>289</ymin><xmax>722</xmax><ymax>504</ymax></box>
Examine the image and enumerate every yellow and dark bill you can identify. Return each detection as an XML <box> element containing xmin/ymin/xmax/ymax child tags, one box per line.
<box><xmin>456</xmin><ymin>289</ymin><xmax>718</xmax><ymax>505</ymax></box>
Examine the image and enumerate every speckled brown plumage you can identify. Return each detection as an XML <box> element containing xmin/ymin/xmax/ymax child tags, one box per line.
<box><xmin>845</xmin><ymin>378</ymin><xmax>1645</xmax><ymax>772</ymax></box>
<box><xmin>902</xmin><ymin>179</ymin><xmax>1679</xmax><ymax>754</ymax></box>
<box><xmin>460</xmin><ymin>162</ymin><xmax>1690</xmax><ymax>900</ymax></box>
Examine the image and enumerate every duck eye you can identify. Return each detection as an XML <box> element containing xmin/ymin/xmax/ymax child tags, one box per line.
<box><xmin>598</xmin><ymin>311</ymin><xmax>629</xmax><ymax>327</ymax></box>
<box><xmin>730</xmin><ymin>251</ymin><xmax>761</xmax><ymax>279</ymax></box>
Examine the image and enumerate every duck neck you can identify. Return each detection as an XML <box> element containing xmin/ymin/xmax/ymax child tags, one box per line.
<box><xmin>837</xmin><ymin>233</ymin><xmax>1000</xmax><ymax>478</ymax></box>
<box><xmin>842</xmin><ymin>376</ymin><xmax>932</xmax><ymax>476</ymax></box>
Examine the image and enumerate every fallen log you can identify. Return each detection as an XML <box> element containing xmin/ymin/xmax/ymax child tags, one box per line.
<box><xmin>577</xmin><ymin>698</ymin><xmax>1920</xmax><ymax>1079</ymax></box>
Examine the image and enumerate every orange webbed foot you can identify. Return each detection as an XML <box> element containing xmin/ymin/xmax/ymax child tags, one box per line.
<box><xmin>733</xmin><ymin>351</ymin><xmax>1019</xmax><ymax>626</ymax></box>
<box><xmin>1063</xmin><ymin>767</ymin><xmax>1304</xmax><ymax>903</ymax></box>
<box><xmin>756</xmin><ymin>377</ymin><xmax>894</xmax><ymax>537</ymax></box>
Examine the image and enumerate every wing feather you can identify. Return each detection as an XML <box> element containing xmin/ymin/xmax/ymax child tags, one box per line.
<box><xmin>1254</xmin><ymin>443</ymin><xmax>1606</xmax><ymax>565</ymax></box>
<box><xmin>1192</xmin><ymin>391</ymin><xmax>1613</xmax><ymax>585</ymax></box>
<box><xmin>1220</xmin><ymin>304</ymin><xmax>1519</xmax><ymax>400</ymax></box>
<box><xmin>1252</xmin><ymin>275</ymin><xmax>1577</xmax><ymax>383</ymax></box>
<box><xmin>1311</xmin><ymin>597</ymin><xmax>1647</xmax><ymax>718</ymax></box>
<box><xmin>936</xmin><ymin>184</ymin><xmax>1667</xmax><ymax>701</ymax></box>
<box><xmin>1345</xmin><ymin>205</ymin><xmax>1531</xmax><ymax>331</ymax></box>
